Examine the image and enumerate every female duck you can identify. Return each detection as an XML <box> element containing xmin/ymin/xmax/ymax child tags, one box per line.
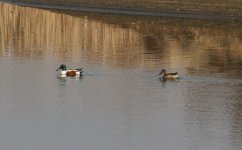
<box><xmin>158</xmin><ymin>69</ymin><xmax>179</xmax><ymax>79</ymax></box>
<box><xmin>56</xmin><ymin>64</ymin><xmax>83</xmax><ymax>77</ymax></box>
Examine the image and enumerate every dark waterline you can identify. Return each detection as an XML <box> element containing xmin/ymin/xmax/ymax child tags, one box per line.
<box><xmin>2</xmin><ymin>0</ymin><xmax>242</xmax><ymax>22</ymax></box>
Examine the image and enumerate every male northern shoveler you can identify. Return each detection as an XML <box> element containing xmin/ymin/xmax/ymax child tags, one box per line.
<box><xmin>158</xmin><ymin>69</ymin><xmax>179</xmax><ymax>79</ymax></box>
<box><xmin>56</xmin><ymin>64</ymin><xmax>83</xmax><ymax>77</ymax></box>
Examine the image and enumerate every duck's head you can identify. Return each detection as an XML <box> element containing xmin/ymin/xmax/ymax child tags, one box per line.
<box><xmin>158</xmin><ymin>69</ymin><xmax>166</xmax><ymax>75</ymax></box>
<box><xmin>56</xmin><ymin>64</ymin><xmax>67</xmax><ymax>71</ymax></box>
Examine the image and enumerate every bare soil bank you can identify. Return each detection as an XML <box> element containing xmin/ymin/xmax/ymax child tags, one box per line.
<box><xmin>5</xmin><ymin>0</ymin><xmax>242</xmax><ymax>17</ymax></box>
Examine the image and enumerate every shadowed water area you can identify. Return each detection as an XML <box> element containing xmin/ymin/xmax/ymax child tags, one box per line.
<box><xmin>1</xmin><ymin>2</ymin><xmax>242</xmax><ymax>150</ymax></box>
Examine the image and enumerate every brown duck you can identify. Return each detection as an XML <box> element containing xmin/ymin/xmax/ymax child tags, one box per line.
<box><xmin>158</xmin><ymin>69</ymin><xmax>179</xmax><ymax>79</ymax></box>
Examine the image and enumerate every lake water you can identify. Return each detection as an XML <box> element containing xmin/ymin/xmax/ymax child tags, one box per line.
<box><xmin>1</xmin><ymin>2</ymin><xmax>242</xmax><ymax>150</ymax></box>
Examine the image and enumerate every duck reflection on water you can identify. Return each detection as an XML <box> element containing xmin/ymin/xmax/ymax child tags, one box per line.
<box><xmin>57</xmin><ymin>74</ymin><xmax>83</xmax><ymax>82</ymax></box>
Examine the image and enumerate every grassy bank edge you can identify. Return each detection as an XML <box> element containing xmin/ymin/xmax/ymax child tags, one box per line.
<box><xmin>1</xmin><ymin>0</ymin><xmax>242</xmax><ymax>22</ymax></box>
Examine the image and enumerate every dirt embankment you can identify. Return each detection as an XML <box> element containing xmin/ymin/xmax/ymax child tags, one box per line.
<box><xmin>6</xmin><ymin>0</ymin><xmax>242</xmax><ymax>17</ymax></box>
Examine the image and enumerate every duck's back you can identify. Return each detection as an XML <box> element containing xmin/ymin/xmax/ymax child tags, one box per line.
<box><xmin>165</xmin><ymin>72</ymin><xmax>179</xmax><ymax>79</ymax></box>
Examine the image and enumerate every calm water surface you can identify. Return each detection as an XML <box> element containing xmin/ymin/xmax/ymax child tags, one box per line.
<box><xmin>1</xmin><ymin>2</ymin><xmax>242</xmax><ymax>150</ymax></box>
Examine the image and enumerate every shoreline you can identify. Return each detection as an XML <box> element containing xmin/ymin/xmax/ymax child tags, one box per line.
<box><xmin>2</xmin><ymin>0</ymin><xmax>242</xmax><ymax>21</ymax></box>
